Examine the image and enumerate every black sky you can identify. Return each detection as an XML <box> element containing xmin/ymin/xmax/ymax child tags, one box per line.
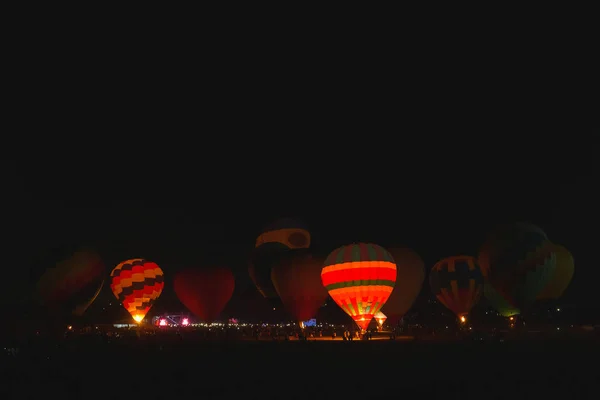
<box><xmin>3</xmin><ymin>23</ymin><xmax>597</xmax><ymax>322</ymax></box>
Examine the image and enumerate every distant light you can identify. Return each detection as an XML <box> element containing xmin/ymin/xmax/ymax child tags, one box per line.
<box><xmin>67</xmin><ymin>325</ymin><xmax>72</xmax><ymax>330</ymax></box>
<box><xmin>556</xmin><ymin>308</ymin><xmax>561</xmax><ymax>312</ymax></box>
<box><xmin>159</xmin><ymin>319</ymin><xmax>167</xmax><ymax>326</ymax></box>
<box><xmin>272</xmin><ymin>307</ymin><xmax>276</xmax><ymax>311</ymax></box>
<box><xmin>182</xmin><ymin>318</ymin><xmax>189</xmax><ymax>326</ymax></box>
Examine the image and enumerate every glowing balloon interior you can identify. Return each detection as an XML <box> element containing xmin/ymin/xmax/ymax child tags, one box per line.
<box><xmin>374</xmin><ymin>311</ymin><xmax>387</xmax><ymax>327</ymax></box>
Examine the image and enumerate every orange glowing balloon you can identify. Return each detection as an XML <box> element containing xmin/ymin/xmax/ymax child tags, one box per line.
<box><xmin>321</xmin><ymin>243</ymin><xmax>396</xmax><ymax>331</ymax></box>
<box><xmin>110</xmin><ymin>259</ymin><xmax>164</xmax><ymax>323</ymax></box>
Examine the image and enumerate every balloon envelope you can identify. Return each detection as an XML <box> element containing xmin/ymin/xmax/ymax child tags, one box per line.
<box><xmin>174</xmin><ymin>267</ymin><xmax>235</xmax><ymax>323</ymax></box>
<box><xmin>429</xmin><ymin>255</ymin><xmax>483</xmax><ymax>317</ymax></box>
<box><xmin>483</xmin><ymin>282</ymin><xmax>520</xmax><ymax>317</ymax></box>
<box><xmin>374</xmin><ymin>311</ymin><xmax>387</xmax><ymax>327</ymax></box>
<box><xmin>110</xmin><ymin>259</ymin><xmax>164</xmax><ymax>323</ymax></box>
<box><xmin>255</xmin><ymin>218</ymin><xmax>311</xmax><ymax>249</ymax></box>
<box><xmin>536</xmin><ymin>243</ymin><xmax>574</xmax><ymax>300</ymax></box>
<box><xmin>478</xmin><ymin>222</ymin><xmax>556</xmax><ymax>310</ymax></box>
<box><xmin>321</xmin><ymin>243</ymin><xmax>396</xmax><ymax>331</ymax></box>
<box><xmin>32</xmin><ymin>246</ymin><xmax>105</xmax><ymax>317</ymax></box>
<box><xmin>381</xmin><ymin>247</ymin><xmax>424</xmax><ymax>325</ymax></box>
<box><xmin>73</xmin><ymin>278</ymin><xmax>104</xmax><ymax>317</ymax></box>
<box><xmin>249</xmin><ymin>218</ymin><xmax>310</xmax><ymax>300</ymax></box>
<box><xmin>271</xmin><ymin>252</ymin><xmax>328</xmax><ymax>323</ymax></box>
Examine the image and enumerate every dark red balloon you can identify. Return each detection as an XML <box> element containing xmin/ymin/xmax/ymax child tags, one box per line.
<box><xmin>271</xmin><ymin>253</ymin><xmax>328</xmax><ymax>323</ymax></box>
<box><xmin>173</xmin><ymin>267</ymin><xmax>235</xmax><ymax>323</ymax></box>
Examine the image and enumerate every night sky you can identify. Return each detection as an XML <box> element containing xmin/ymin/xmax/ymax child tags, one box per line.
<box><xmin>4</xmin><ymin>135</ymin><xmax>597</xmax><ymax>320</ymax></box>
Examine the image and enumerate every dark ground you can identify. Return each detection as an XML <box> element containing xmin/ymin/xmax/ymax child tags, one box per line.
<box><xmin>2</xmin><ymin>337</ymin><xmax>598</xmax><ymax>399</ymax></box>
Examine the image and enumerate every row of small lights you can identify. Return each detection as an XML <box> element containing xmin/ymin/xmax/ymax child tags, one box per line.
<box><xmin>70</xmin><ymin>321</ymin><xmax>578</xmax><ymax>332</ymax></box>
<box><xmin>154</xmin><ymin>308</ymin><xmax>563</xmax><ymax>325</ymax></box>
<box><xmin>161</xmin><ymin>322</ymin><xmax>342</xmax><ymax>328</ymax></box>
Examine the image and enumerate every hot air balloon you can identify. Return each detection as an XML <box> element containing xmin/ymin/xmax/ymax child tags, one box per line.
<box><xmin>479</xmin><ymin>248</ymin><xmax>520</xmax><ymax>318</ymax></box>
<box><xmin>271</xmin><ymin>251</ymin><xmax>328</xmax><ymax>325</ymax></box>
<box><xmin>73</xmin><ymin>279</ymin><xmax>104</xmax><ymax>317</ymax></box>
<box><xmin>110</xmin><ymin>259</ymin><xmax>164</xmax><ymax>323</ymax></box>
<box><xmin>537</xmin><ymin>243</ymin><xmax>574</xmax><ymax>300</ymax></box>
<box><xmin>321</xmin><ymin>243</ymin><xmax>396</xmax><ymax>331</ymax></box>
<box><xmin>478</xmin><ymin>222</ymin><xmax>556</xmax><ymax>311</ymax></box>
<box><xmin>483</xmin><ymin>283</ymin><xmax>520</xmax><ymax>317</ymax></box>
<box><xmin>249</xmin><ymin>218</ymin><xmax>310</xmax><ymax>301</ymax></box>
<box><xmin>429</xmin><ymin>255</ymin><xmax>483</xmax><ymax>323</ymax></box>
<box><xmin>31</xmin><ymin>245</ymin><xmax>105</xmax><ymax>317</ymax></box>
<box><xmin>374</xmin><ymin>311</ymin><xmax>387</xmax><ymax>328</ymax></box>
<box><xmin>173</xmin><ymin>267</ymin><xmax>235</xmax><ymax>323</ymax></box>
<box><xmin>381</xmin><ymin>247</ymin><xmax>425</xmax><ymax>326</ymax></box>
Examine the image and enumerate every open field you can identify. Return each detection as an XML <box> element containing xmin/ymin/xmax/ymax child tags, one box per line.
<box><xmin>3</xmin><ymin>337</ymin><xmax>599</xmax><ymax>399</ymax></box>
